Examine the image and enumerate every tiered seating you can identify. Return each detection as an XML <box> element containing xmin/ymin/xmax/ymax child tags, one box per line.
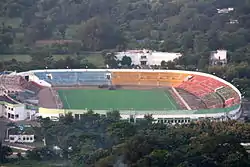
<box><xmin>216</xmin><ymin>87</ymin><xmax>236</xmax><ymax>100</ymax></box>
<box><xmin>112</xmin><ymin>72</ymin><xmax>140</xmax><ymax>85</ymax></box>
<box><xmin>139</xmin><ymin>72</ymin><xmax>158</xmax><ymax>85</ymax></box>
<box><xmin>177</xmin><ymin>75</ymin><xmax>221</xmax><ymax>97</ymax></box>
<box><xmin>176</xmin><ymin>88</ymin><xmax>207</xmax><ymax>110</ymax></box>
<box><xmin>178</xmin><ymin>82</ymin><xmax>212</xmax><ymax>97</ymax></box>
<box><xmin>177</xmin><ymin>75</ymin><xmax>239</xmax><ymax>108</ymax></box>
<box><xmin>24</xmin><ymin>81</ymin><xmax>43</xmax><ymax>94</ymax></box>
<box><xmin>202</xmin><ymin>93</ymin><xmax>223</xmax><ymax>108</ymax></box>
<box><xmin>0</xmin><ymin>75</ymin><xmax>25</xmax><ymax>92</ymax></box>
<box><xmin>77</xmin><ymin>72</ymin><xmax>110</xmax><ymax>85</ymax></box>
<box><xmin>200</xmin><ymin>78</ymin><xmax>226</xmax><ymax>90</ymax></box>
<box><xmin>216</xmin><ymin>86</ymin><xmax>240</xmax><ymax>107</ymax></box>
<box><xmin>35</xmin><ymin>71</ymin><xmax>111</xmax><ymax>86</ymax></box>
<box><xmin>158</xmin><ymin>73</ymin><xmax>189</xmax><ymax>86</ymax></box>
<box><xmin>35</xmin><ymin>72</ymin><xmax>78</xmax><ymax>85</ymax></box>
<box><xmin>111</xmin><ymin>71</ymin><xmax>189</xmax><ymax>86</ymax></box>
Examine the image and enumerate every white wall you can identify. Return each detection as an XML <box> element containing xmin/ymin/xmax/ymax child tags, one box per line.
<box><xmin>115</xmin><ymin>51</ymin><xmax>182</xmax><ymax>66</ymax></box>
<box><xmin>3</xmin><ymin>104</ymin><xmax>27</xmax><ymax>121</ymax></box>
<box><xmin>150</xmin><ymin>52</ymin><xmax>182</xmax><ymax>65</ymax></box>
<box><xmin>37</xmin><ymin>113</ymin><xmax>60</xmax><ymax>121</ymax></box>
<box><xmin>9</xmin><ymin>134</ymin><xmax>35</xmax><ymax>143</ymax></box>
<box><xmin>115</xmin><ymin>51</ymin><xmax>150</xmax><ymax>65</ymax></box>
<box><xmin>211</xmin><ymin>50</ymin><xmax>227</xmax><ymax>61</ymax></box>
<box><xmin>0</xmin><ymin>104</ymin><xmax>4</xmax><ymax>117</ymax></box>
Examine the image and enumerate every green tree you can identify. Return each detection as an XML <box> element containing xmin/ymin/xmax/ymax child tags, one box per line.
<box><xmin>30</xmin><ymin>48</ymin><xmax>54</xmax><ymax>68</ymax></box>
<box><xmin>0</xmin><ymin>142</ymin><xmax>12</xmax><ymax>163</ymax></box>
<box><xmin>121</xmin><ymin>56</ymin><xmax>132</xmax><ymax>67</ymax></box>
<box><xmin>106</xmin><ymin>110</ymin><xmax>121</xmax><ymax>121</ymax></box>
<box><xmin>0</xmin><ymin>24</ymin><xmax>14</xmax><ymax>53</ymax></box>
<box><xmin>77</xmin><ymin>17</ymin><xmax>125</xmax><ymax>51</ymax></box>
<box><xmin>103</xmin><ymin>52</ymin><xmax>119</xmax><ymax>68</ymax></box>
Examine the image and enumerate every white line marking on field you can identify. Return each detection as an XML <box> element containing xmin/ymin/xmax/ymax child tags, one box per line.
<box><xmin>63</xmin><ymin>91</ymin><xmax>71</xmax><ymax>110</ymax></box>
<box><xmin>163</xmin><ymin>91</ymin><xmax>177</xmax><ymax>110</ymax></box>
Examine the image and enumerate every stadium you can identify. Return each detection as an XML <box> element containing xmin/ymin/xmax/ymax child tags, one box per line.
<box><xmin>0</xmin><ymin>69</ymin><xmax>242</xmax><ymax>124</ymax></box>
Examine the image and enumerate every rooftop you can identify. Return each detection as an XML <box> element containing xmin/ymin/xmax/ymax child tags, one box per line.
<box><xmin>8</xmin><ymin>125</ymin><xmax>35</xmax><ymax>135</ymax></box>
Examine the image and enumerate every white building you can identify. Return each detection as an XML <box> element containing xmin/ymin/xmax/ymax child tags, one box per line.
<box><xmin>115</xmin><ymin>49</ymin><xmax>182</xmax><ymax>66</ymax></box>
<box><xmin>0</xmin><ymin>95</ymin><xmax>36</xmax><ymax>121</ymax></box>
<box><xmin>210</xmin><ymin>50</ymin><xmax>227</xmax><ymax>66</ymax></box>
<box><xmin>7</xmin><ymin>125</ymin><xmax>35</xmax><ymax>143</ymax></box>
<box><xmin>217</xmin><ymin>8</ymin><xmax>234</xmax><ymax>14</ymax></box>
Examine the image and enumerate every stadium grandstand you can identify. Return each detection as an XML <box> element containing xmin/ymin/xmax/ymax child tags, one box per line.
<box><xmin>0</xmin><ymin>69</ymin><xmax>242</xmax><ymax>124</ymax></box>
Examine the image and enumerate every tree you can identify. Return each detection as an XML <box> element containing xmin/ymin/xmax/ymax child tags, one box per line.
<box><xmin>160</xmin><ymin>60</ymin><xmax>167</xmax><ymax>69</ymax></box>
<box><xmin>0</xmin><ymin>24</ymin><xmax>14</xmax><ymax>53</ymax></box>
<box><xmin>0</xmin><ymin>142</ymin><xmax>12</xmax><ymax>163</ymax></box>
<box><xmin>24</xmin><ymin>19</ymin><xmax>54</xmax><ymax>43</ymax></box>
<box><xmin>166</xmin><ymin>61</ymin><xmax>176</xmax><ymax>69</ymax></box>
<box><xmin>106</xmin><ymin>110</ymin><xmax>121</xmax><ymax>121</ymax></box>
<box><xmin>77</xmin><ymin>16</ymin><xmax>125</xmax><ymax>51</ymax></box>
<box><xmin>103</xmin><ymin>52</ymin><xmax>119</xmax><ymax>68</ymax></box>
<box><xmin>121</xmin><ymin>56</ymin><xmax>132</xmax><ymax>67</ymax></box>
<box><xmin>59</xmin><ymin>112</ymin><xmax>74</xmax><ymax>125</ymax></box>
<box><xmin>144</xmin><ymin>114</ymin><xmax>154</xmax><ymax>123</ymax></box>
<box><xmin>56</xmin><ymin>24</ymin><xmax>67</xmax><ymax>39</ymax></box>
<box><xmin>30</xmin><ymin>48</ymin><xmax>54</xmax><ymax>68</ymax></box>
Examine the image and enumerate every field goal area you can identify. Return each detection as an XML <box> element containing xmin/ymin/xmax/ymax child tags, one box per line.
<box><xmin>56</xmin><ymin>88</ymin><xmax>179</xmax><ymax>111</ymax></box>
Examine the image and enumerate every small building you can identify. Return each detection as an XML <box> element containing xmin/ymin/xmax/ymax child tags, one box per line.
<box><xmin>0</xmin><ymin>96</ymin><xmax>28</xmax><ymax>121</ymax></box>
<box><xmin>217</xmin><ymin>8</ymin><xmax>234</xmax><ymax>14</ymax></box>
<box><xmin>229</xmin><ymin>19</ymin><xmax>239</xmax><ymax>24</ymax></box>
<box><xmin>210</xmin><ymin>50</ymin><xmax>227</xmax><ymax>66</ymax></box>
<box><xmin>115</xmin><ymin>49</ymin><xmax>182</xmax><ymax>66</ymax></box>
<box><xmin>7</xmin><ymin>125</ymin><xmax>35</xmax><ymax>143</ymax></box>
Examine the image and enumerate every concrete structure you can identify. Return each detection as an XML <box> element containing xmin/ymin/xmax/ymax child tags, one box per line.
<box><xmin>7</xmin><ymin>126</ymin><xmax>35</xmax><ymax>143</ymax></box>
<box><xmin>115</xmin><ymin>49</ymin><xmax>182</xmax><ymax>66</ymax></box>
<box><xmin>9</xmin><ymin>134</ymin><xmax>35</xmax><ymax>143</ymax></box>
<box><xmin>0</xmin><ymin>69</ymin><xmax>242</xmax><ymax>124</ymax></box>
<box><xmin>217</xmin><ymin>8</ymin><xmax>234</xmax><ymax>14</ymax></box>
<box><xmin>0</xmin><ymin>96</ymin><xmax>30</xmax><ymax>121</ymax></box>
<box><xmin>18</xmin><ymin>69</ymin><xmax>242</xmax><ymax>124</ymax></box>
<box><xmin>210</xmin><ymin>50</ymin><xmax>227</xmax><ymax>66</ymax></box>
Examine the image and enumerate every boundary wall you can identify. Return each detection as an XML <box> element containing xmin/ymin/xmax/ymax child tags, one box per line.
<box><xmin>38</xmin><ymin>104</ymin><xmax>241</xmax><ymax>123</ymax></box>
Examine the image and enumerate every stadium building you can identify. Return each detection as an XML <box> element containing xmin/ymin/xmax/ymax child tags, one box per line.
<box><xmin>0</xmin><ymin>69</ymin><xmax>242</xmax><ymax>124</ymax></box>
<box><xmin>115</xmin><ymin>49</ymin><xmax>182</xmax><ymax>66</ymax></box>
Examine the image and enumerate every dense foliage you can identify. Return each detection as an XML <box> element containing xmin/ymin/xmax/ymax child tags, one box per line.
<box><xmin>4</xmin><ymin>112</ymin><xmax>250</xmax><ymax>167</ymax></box>
<box><xmin>1</xmin><ymin>1</ymin><xmax>250</xmax><ymax>166</ymax></box>
<box><xmin>0</xmin><ymin>0</ymin><xmax>250</xmax><ymax>95</ymax></box>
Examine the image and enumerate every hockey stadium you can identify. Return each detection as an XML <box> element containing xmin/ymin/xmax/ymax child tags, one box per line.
<box><xmin>0</xmin><ymin>69</ymin><xmax>242</xmax><ymax>124</ymax></box>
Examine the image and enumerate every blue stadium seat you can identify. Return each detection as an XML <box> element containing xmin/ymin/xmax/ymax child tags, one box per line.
<box><xmin>34</xmin><ymin>71</ymin><xmax>111</xmax><ymax>86</ymax></box>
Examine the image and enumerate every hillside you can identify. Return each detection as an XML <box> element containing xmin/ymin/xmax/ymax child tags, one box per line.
<box><xmin>0</xmin><ymin>0</ymin><xmax>250</xmax><ymax>95</ymax></box>
<box><xmin>0</xmin><ymin>0</ymin><xmax>249</xmax><ymax>52</ymax></box>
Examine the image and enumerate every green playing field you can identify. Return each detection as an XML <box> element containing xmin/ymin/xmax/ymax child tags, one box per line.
<box><xmin>57</xmin><ymin>89</ymin><xmax>179</xmax><ymax>110</ymax></box>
